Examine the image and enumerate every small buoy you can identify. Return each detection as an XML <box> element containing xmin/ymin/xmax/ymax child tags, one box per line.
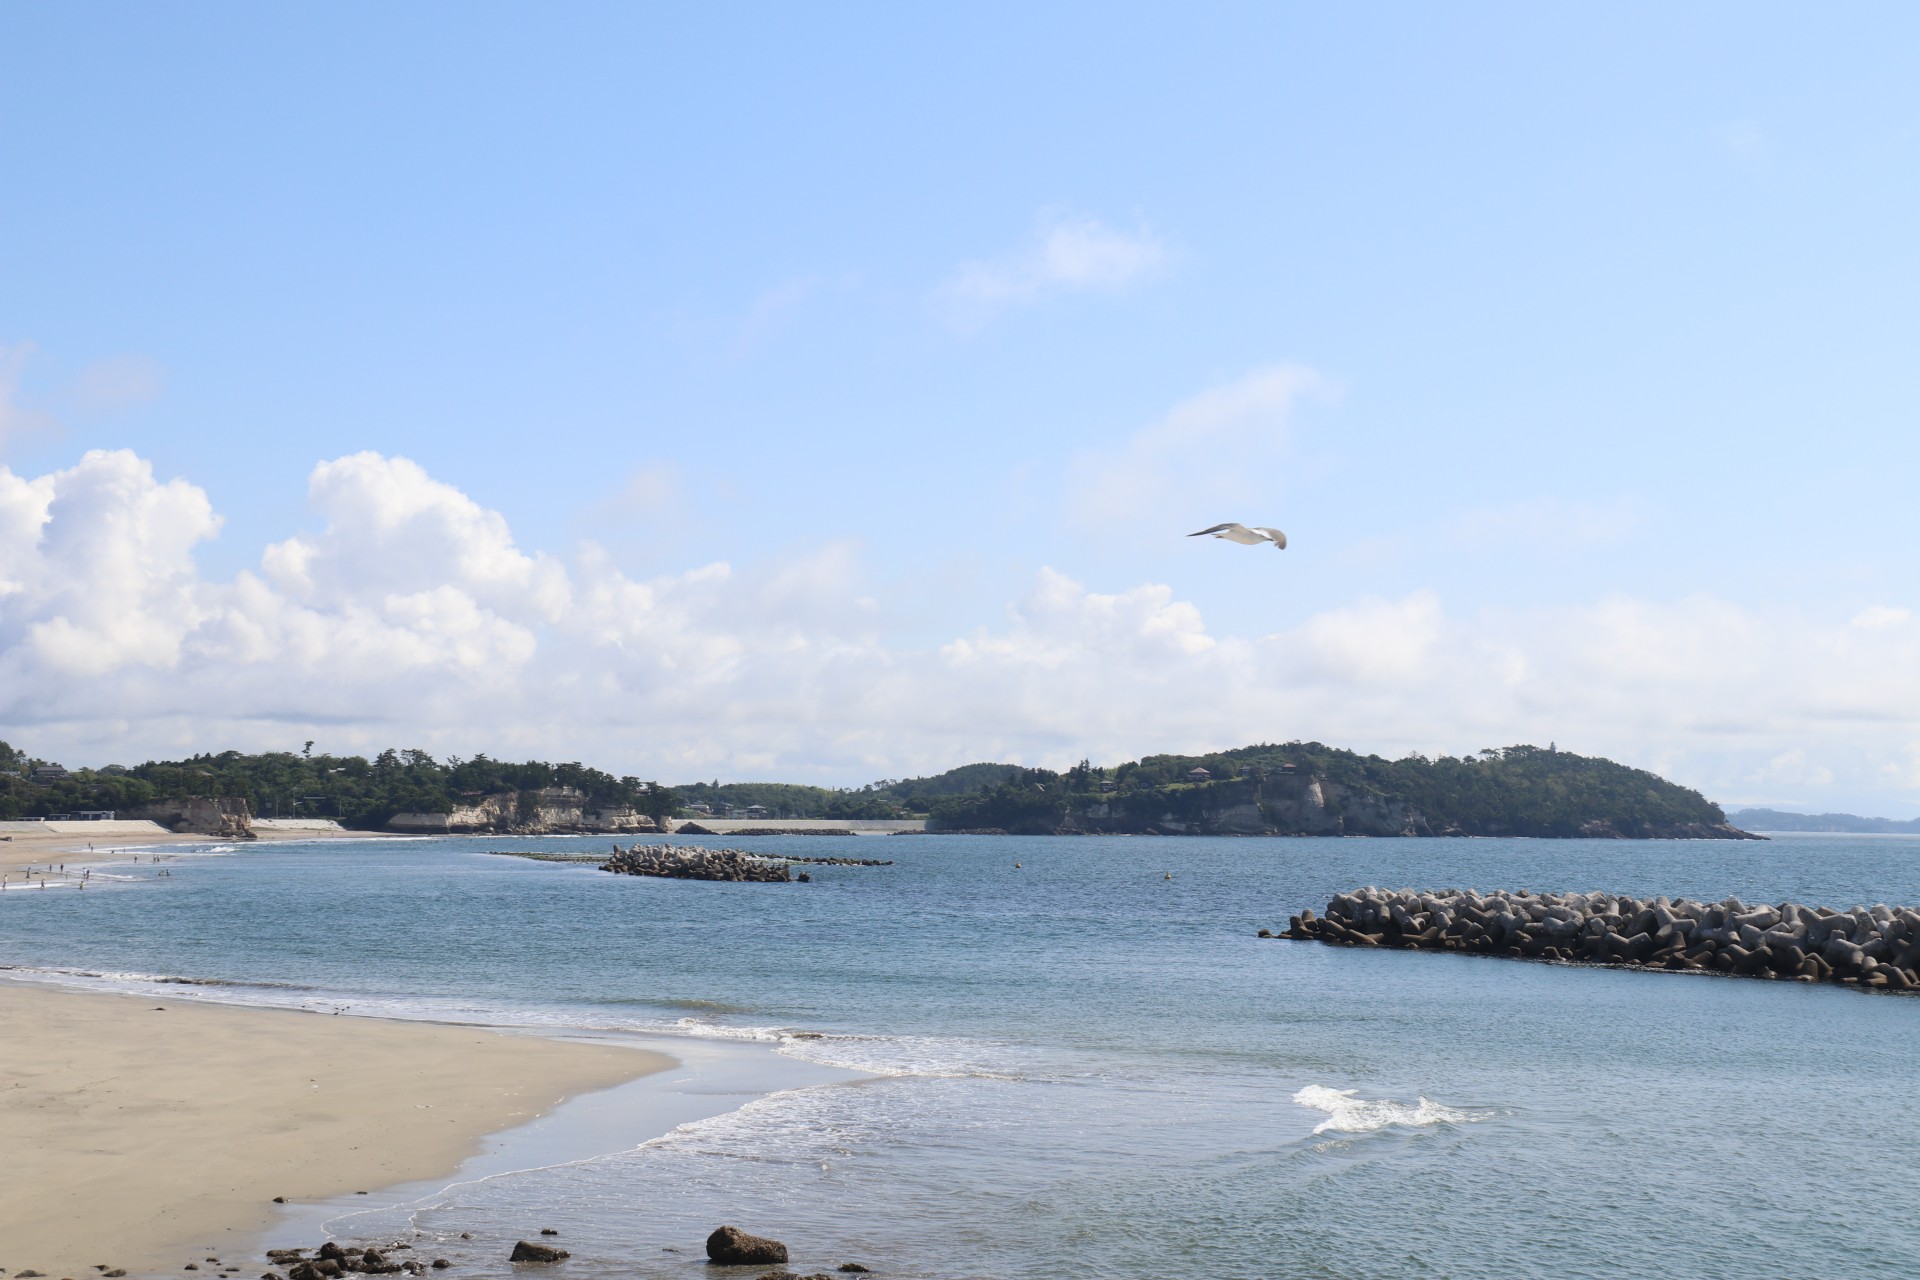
<box><xmin>1164</xmin><ymin>873</ymin><xmax>1173</xmax><ymax>880</ymax></box>
<box><xmin>1014</xmin><ymin>862</ymin><xmax>1022</xmax><ymax>869</ymax></box>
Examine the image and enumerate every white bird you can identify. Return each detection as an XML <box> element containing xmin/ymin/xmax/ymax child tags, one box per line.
<box><xmin>1188</xmin><ymin>522</ymin><xmax>1287</xmax><ymax>550</ymax></box>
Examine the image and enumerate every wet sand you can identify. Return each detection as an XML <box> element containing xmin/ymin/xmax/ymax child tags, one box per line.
<box><xmin>0</xmin><ymin>984</ymin><xmax>671</xmax><ymax>1278</ymax></box>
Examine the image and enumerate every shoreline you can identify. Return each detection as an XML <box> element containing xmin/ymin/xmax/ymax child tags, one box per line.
<box><xmin>265</xmin><ymin>1033</ymin><xmax>862</xmax><ymax>1268</ymax></box>
<box><xmin>0</xmin><ymin>821</ymin><xmax>389</xmax><ymax>883</ymax></box>
<box><xmin>0</xmin><ymin>982</ymin><xmax>676</xmax><ymax>1278</ymax></box>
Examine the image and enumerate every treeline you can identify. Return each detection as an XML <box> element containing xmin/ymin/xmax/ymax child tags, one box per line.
<box><xmin>923</xmin><ymin>742</ymin><xmax>1732</xmax><ymax>836</ymax></box>
<box><xmin>3</xmin><ymin>738</ymin><xmax>1734</xmax><ymax>838</ymax></box>
<box><xmin>0</xmin><ymin>742</ymin><xmax>676</xmax><ymax>830</ymax></box>
<box><xmin>674</xmin><ymin>780</ymin><xmax>908</xmax><ymax>821</ymax></box>
<box><xmin>671</xmin><ymin>768</ymin><xmax>1038</xmax><ymax>819</ymax></box>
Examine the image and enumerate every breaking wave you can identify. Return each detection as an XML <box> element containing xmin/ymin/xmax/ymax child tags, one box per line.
<box><xmin>1292</xmin><ymin>1084</ymin><xmax>1493</xmax><ymax>1135</ymax></box>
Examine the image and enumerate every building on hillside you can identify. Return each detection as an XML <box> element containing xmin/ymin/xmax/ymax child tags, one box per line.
<box><xmin>30</xmin><ymin>765</ymin><xmax>71</xmax><ymax>785</ymax></box>
<box><xmin>1186</xmin><ymin>767</ymin><xmax>1212</xmax><ymax>782</ymax></box>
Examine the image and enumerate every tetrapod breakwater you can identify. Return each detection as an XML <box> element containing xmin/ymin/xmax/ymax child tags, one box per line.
<box><xmin>600</xmin><ymin>843</ymin><xmax>789</xmax><ymax>883</ymax></box>
<box><xmin>1268</xmin><ymin>887</ymin><xmax>1920</xmax><ymax>993</ymax></box>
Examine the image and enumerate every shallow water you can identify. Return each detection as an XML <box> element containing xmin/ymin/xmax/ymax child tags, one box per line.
<box><xmin>5</xmin><ymin>831</ymin><xmax>1919</xmax><ymax>1278</ymax></box>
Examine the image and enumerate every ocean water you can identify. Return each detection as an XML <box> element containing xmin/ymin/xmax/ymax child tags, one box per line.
<box><xmin>5</xmin><ymin>831</ymin><xmax>1920</xmax><ymax>1279</ymax></box>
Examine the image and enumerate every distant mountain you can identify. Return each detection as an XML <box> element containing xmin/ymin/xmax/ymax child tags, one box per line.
<box><xmin>1725</xmin><ymin>807</ymin><xmax>1920</xmax><ymax>834</ymax></box>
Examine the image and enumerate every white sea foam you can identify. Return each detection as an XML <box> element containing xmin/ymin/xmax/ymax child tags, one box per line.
<box><xmin>669</xmin><ymin>1016</ymin><xmax>1036</xmax><ymax>1081</ymax></box>
<box><xmin>0</xmin><ymin>962</ymin><xmax>1033</xmax><ymax>1083</ymax></box>
<box><xmin>1291</xmin><ymin>1084</ymin><xmax>1490</xmax><ymax>1135</ymax></box>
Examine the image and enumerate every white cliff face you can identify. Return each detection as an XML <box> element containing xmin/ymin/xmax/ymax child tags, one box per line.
<box><xmin>387</xmin><ymin>788</ymin><xmax>661</xmax><ymax>834</ymax></box>
<box><xmin>124</xmin><ymin>796</ymin><xmax>256</xmax><ymax>837</ymax></box>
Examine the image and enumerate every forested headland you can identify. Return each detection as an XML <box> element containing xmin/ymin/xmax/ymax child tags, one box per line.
<box><xmin>916</xmin><ymin>742</ymin><xmax>1754</xmax><ymax>838</ymax></box>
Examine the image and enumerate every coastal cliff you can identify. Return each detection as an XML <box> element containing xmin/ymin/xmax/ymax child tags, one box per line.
<box><xmin>122</xmin><ymin>796</ymin><xmax>256</xmax><ymax>839</ymax></box>
<box><xmin>1062</xmin><ymin>772</ymin><xmax>1425</xmax><ymax>836</ymax></box>
<box><xmin>387</xmin><ymin>786</ymin><xmax>662</xmax><ymax>835</ymax></box>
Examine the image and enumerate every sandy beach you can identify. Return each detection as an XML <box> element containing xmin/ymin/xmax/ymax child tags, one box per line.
<box><xmin>0</xmin><ymin>821</ymin><xmax>380</xmax><ymax>885</ymax></box>
<box><xmin>0</xmin><ymin>984</ymin><xmax>672</xmax><ymax>1278</ymax></box>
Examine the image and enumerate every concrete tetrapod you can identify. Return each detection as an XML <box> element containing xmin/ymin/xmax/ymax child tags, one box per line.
<box><xmin>1268</xmin><ymin>887</ymin><xmax>1920</xmax><ymax>993</ymax></box>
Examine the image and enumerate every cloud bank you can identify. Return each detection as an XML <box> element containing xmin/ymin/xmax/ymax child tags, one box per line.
<box><xmin>4</xmin><ymin>447</ymin><xmax>1920</xmax><ymax>808</ymax></box>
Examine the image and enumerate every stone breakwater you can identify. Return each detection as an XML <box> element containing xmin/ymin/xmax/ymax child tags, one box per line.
<box><xmin>1270</xmin><ymin>887</ymin><xmax>1920</xmax><ymax>992</ymax></box>
<box><xmin>783</xmin><ymin>854</ymin><xmax>894</xmax><ymax>867</ymax></box>
<box><xmin>600</xmin><ymin>843</ymin><xmax>790</xmax><ymax>883</ymax></box>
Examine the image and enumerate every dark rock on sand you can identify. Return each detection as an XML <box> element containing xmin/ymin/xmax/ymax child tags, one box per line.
<box><xmin>838</xmin><ymin>1266</ymin><xmax>872</xmax><ymax>1273</ymax></box>
<box><xmin>706</xmin><ymin>1226</ymin><xmax>789</xmax><ymax>1265</ymax></box>
<box><xmin>507</xmin><ymin>1242</ymin><xmax>569</xmax><ymax>1264</ymax></box>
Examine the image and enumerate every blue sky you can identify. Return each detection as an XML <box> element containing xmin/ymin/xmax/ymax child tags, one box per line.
<box><xmin>4</xmin><ymin>3</ymin><xmax>1919</xmax><ymax>810</ymax></box>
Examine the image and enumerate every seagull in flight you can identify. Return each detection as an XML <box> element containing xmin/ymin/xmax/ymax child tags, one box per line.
<box><xmin>1189</xmin><ymin>522</ymin><xmax>1287</xmax><ymax>550</ymax></box>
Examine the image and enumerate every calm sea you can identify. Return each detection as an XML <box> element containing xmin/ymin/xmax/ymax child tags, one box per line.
<box><xmin>5</xmin><ymin>831</ymin><xmax>1919</xmax><ymax>1279</ymax></box>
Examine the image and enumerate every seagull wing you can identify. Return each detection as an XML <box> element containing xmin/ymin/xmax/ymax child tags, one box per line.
<box><xmin>1252</xmin><ymin>527</ymin><xmax>1288</xmax><ymax>549</ymax></box>
<box><xmin>1191</xmin><ymin>522</ymin><xmax>1265</xmax><ymax>544</ymax></box>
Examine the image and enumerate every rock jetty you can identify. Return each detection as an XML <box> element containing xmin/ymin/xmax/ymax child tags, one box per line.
<box><xmin>783</xmin><ymin>854</ymin><xmax>893</xmax><ymax>867</ymax></box>
<box><xmin>600</xmin><ymin>843</ymin><xmax>790</xmax><ymax>883</ymax></box>
<box><xmin>1273</xmin><ymin>887</ymin><xmax>1920</xmax><ymax>992</ymax></box>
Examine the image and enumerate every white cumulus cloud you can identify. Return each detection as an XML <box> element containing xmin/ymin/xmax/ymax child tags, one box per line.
<box><xmin>5</xmin><ymin>448</ymin><xmax>1920</xmax><ymax>811</ymax></box>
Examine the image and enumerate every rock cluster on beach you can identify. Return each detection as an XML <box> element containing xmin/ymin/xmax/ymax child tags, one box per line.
<box><xmin>1271</xmin><ymin>887</ymin><xmax>1920</xmax><ymax>992</ymax></box>
<box><xmin>246</xmin><ymin>1226</ymin><xmax>874</xmax><ymax>1280</ymax></box>
<box><xmin>600</xmin><ymin>843</ymin><xmax>791</xmax><ymax>882</ymax></box>
<box><xmin>265</xmin><ymin>1241</ymin><xmax>443</xmax><ymax>1279</ymax></box>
